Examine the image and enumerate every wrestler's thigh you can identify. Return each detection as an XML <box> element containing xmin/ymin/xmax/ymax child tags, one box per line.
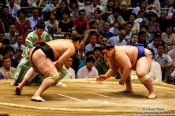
<box><xmin>31</xmin><ymin>50</ymin><xmax>55</xmax><ymax>75</ymax></box>
<box><xmin>36</xmin><ymin>58</ymin><xmax>55</xmax><ymax>75</ymax></box>
<box><xmin>136</xmin><ymin>57</ymin><xmax>152</xmax><ymax>77</ymax></box>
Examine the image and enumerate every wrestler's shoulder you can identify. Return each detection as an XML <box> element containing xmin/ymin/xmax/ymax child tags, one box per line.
<box><xmin>48</xmin><ymin>39</ymin><xmax>72</xmax><ymax>44</ymax></box>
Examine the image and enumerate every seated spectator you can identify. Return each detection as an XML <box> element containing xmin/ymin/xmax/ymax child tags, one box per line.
<box><xmin>146</xmin><ymin>13</ymin><xmax>160</xmax><ymax>37</ymax></box>
<box><xmin>1</xmin><ymin>6</ymin><xmax>16</xmax><ymax>32</ymax></box>
<box><xmin>100</xmin><ymin>37</ymin><xmax>109</xmax><ymax>48</ymax></box>
<box><xmin>135</xmin><ymin>10</ymin><xmax>147</xmax><ymax>25</ymax></box>
<box><xmin>6</xmin><ymin>0</ymin><xmax>21</xmax><ymax>18</ymax></box>
<box><xmin>11</xmin><ymin>35</ymin><xmax>25</xmax><ymax>52</ymax></box>
<box><xmin>0</xmin><ymin>55</ymin><xmax>15</xmax><ymax>79</ymax></box>
<box><xmin>28</xmin><ymin>7</ymin><xmax>42</xmax><ymax>30</ymax></box>
<box><xmin>77</xmin><ymin>55</ymin><xmax>98</xmax><ymax>79</ymax></box>
<box><xmin>45</xmin><ymin>12</ymin><xmax>58</xmax><ymax>36</ymax></box>
<box><xmin>107</xmin><ymin>7</ymin><xmax>125</xmax><ymax>26</ymax></box>
<box><xmin>93</xmin><ymin>9</ymin><xmax>104</xmax><ymax>32</ymax></box>
<box><xmin>85</xmin><ymin>31</ymin><xmax>101</xmax><ymax>53</ymax></box>
<box><xmin>99</xmin><ymin>21</ymin><xmax>114</xmax><ymax>40</ymax></box>
<box><xmin>73</xmin><ymin>9</ymin><xmax>88</xmax><ymax>35</ymax></box>
<box><xmin>109</xmin><ymin>20</ymin><xmax>120</xmax><ymax>35</ymax></box>
<box><xmin>4</xmin><ymin>24</ymin><xmax>18</xmax><ymax>45</ymax></box>
<box><xmin>3</xmin><ymin>46</ymin><xmax>18</xmax><ymax>68</ymax></box>
<box><xmin>147</xmin><ymin>32</ymin><xmax>162</xmax><ymax>56</ymax></box>
<box><xmin>58</xmin><ymin>11</ymin><xmax>74</xmax><ymax>36</ymax></box>
<box><xmin>128</xmin><ymin>33</ymin><xmax>138</xmax><ymax>45</ymax></box>
<box><xmin>93</xmin><ymin>47</ymin><xmax>103</xmax><ymax>64</ymax></box>
<box><xmin>140</xmin><ymin>25</ymin><xmax>152</xmax><ymax>43</ymax></box>
<box><xmin>55</xmin><ymin>0</ymin><xmax>70</xmax><ymax>21</ymax></box>
<box><xmin>137</xmin><ymin>31</ymin><xmax>147</xmax><ymax>48</ymax></box>
<box><xmin>69</xmin><ymin>0</ymin><xmax>79</xmax><ymax>18</ymax></box>
<box><xmin>61</xmin><ymin>57</ymin><xmax>76</xmax><ymax>80</ymax></box>
<box><xmin>132</xmin><ymin>0</ymin><xmax>148</xmax><ymax>16</ymax></box>
<box><xmin>154</xmin><ymin>43</ymin><xmax>174</xmax><ymax>83</ymax></box>
<box><xmin>15</xmin><ymin>9</ymin><xmax>31</xmax><ymax>36</ymax></box>
<box><xmin>124</xmin><ymin>22</ymin><xmax>133</xmax><ymax>42</ymax></box>
<box><xmin>161</xmin><ymin>24</ymin><xmax>175</xmax><ymax>52</ymax></box>
<box><xmin>129</xmin><ymin>13</ymin><xmax>140</xmax><ymax>34</ymax></box>
<box><xmin>95</xmin><ymin>50</ymin><xmax>109</xmax><ymax>75</ymax></box>
<box><xmin>108</xmin><ymin>29</ymin><xmax>127</xmax><ymax>46</ymax></box>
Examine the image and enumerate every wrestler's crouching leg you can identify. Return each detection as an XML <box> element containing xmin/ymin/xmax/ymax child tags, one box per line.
<box><xmin>16</xmin><ymin>67</ymin><xmax>37</xmax><ymax>95</ymax></box>
<box><xmin>139</xmin><ymin>75</ymin><xmax>156</xmax><ymax>99</ymax></box>
<box><xmin>123</xmin><ymin>76</ymin><xmax>134</xmax><ymax>93</ymax></box>
<box><xmin>31</xmin><ymin>69</ymin><xmax>60</xmax><ymax>102</ymax></box>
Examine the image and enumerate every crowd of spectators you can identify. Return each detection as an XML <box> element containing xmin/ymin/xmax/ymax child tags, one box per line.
<box><xmin>0</xmin><ymin>0</ymin><xmax>175</xmax><ymax>85</ymax></box>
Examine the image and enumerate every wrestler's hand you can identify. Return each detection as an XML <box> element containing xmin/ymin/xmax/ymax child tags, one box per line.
<box><xmin>119</xmin><ymin>79</ymin><xmax>125</xmax><ymax>85</ymax></box>
<box><xmin>96</xmin><ymin>75</ymin><xmax>107</xmax><ymax>83</ymax></box>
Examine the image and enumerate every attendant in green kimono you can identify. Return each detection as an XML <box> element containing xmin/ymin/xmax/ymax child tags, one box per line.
<box><xmin>12</xmin><ymin>22</ymin><xmax>52</xmax><ymax>85</ymax></box>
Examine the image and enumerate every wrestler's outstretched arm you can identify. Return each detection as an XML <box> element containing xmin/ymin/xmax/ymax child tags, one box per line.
<box><xmin>55</xmin><ymin>49</ymin><xmax>74</xmax><ymax>71</ymax></box>
<box><xmin>114</xmin><ymin>51</ymin><xmax>132</xmax><ymax>85</ymax></box>
<box><xmin>96</xmin><ymin>68</ymin><xmax>115</xmax><ymax>83</ymax></box>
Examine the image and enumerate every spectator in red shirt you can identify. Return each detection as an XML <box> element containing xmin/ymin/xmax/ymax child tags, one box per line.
<box><xmin>73</xmin><ymin>9</ymin><xmax>88</xmax><ymax>35</ymax></box>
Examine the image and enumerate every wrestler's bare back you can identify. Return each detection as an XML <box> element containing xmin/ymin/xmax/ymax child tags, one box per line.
<box><xmin>46</xmin><ymin>39</ymin><xmax>76</xmax><ymax>60</ymax></box>
<box><xmin>29</xmin><ymin>39</ymin><xmax>76</xmax><ymax>74</ymax></box>
<box><xmin>108</xmin><ymin>46</ymin><xmax>138</xmax><ymax>71</ymax></box>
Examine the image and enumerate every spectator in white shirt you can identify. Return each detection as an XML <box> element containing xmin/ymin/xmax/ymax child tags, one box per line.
<box><xmin>77</xmin><ymin>55</ymin><xmax>98</xmax><ymax>79</ymax></box>
<box><xmin>28</xmin><ymin>7</ymin><xmax>42</xmax><ymax>30</ymax></box>
<box><xmin>11</xmin><ymin>34</ymin><xmax>25</xmax><ymax>52</ymax></box>
<box><xmin>85</xmin><ymin>31</ymin><xmax>101</xmax><ymax>53</ymax></box>
<box><xmin>62</xmin><ymin>57</ymin><xmax>75</xmax><ymax>79</ymax></box>
<box><xmin>154</xmin><ymin>43</ymin><xmax>174</xmax><ymax>82</ymax></box>
<box><xmin>6</xmin><ymin>0</ymin><xmax>21</xmax><ymax>18</ymax></box>
<box><xmin>0</xmin><ymin>55</ymin><xmax>15</xmax><ymax>79</ymax></box>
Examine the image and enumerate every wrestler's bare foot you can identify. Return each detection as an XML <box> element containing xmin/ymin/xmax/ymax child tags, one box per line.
<box><xmin>121</xmin><ymin>89</ymin><xmax>134</xmax><ymax>93</ymax></box>
<box><xmin>31</xmin><ymin>96</ymin><xmax>45</xmax><ymax>102</ymax></box>
<box><xmin>148</xmin><ymin>93</ymin><xmax>157</xmax><ymax>99</ymax></box>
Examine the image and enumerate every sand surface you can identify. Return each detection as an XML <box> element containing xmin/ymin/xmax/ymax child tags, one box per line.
<box><xmin>0</xmin><ymin>78</ymin><xmax>175</xmax><ymax>116</ymax></box>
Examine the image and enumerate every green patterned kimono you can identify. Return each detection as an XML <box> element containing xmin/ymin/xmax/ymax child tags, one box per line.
<box><xmin>12</xmin><ymin>31</ymin><xmax>53</xmax><ymax>85</ymax></box>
